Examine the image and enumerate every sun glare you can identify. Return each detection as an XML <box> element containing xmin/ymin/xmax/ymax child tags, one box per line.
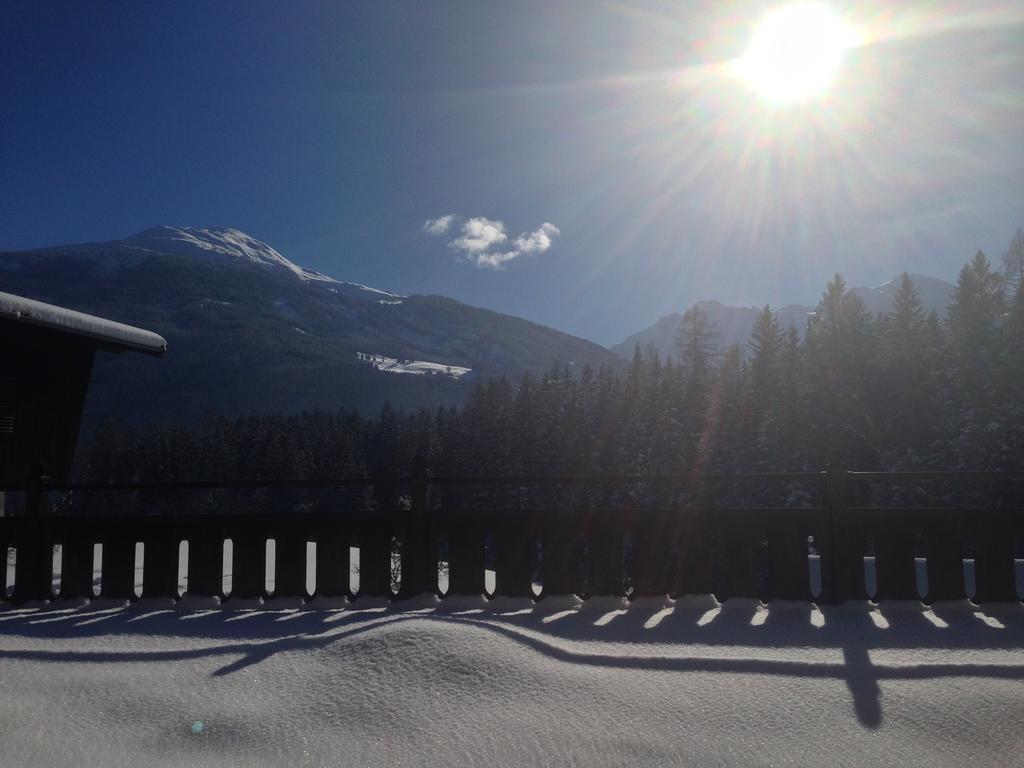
<box><xmin>735</xmin><ymin>3</ymin><xmax>860</xmax><ymax>105</ymax></box>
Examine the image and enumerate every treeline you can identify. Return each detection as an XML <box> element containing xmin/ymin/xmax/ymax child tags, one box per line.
<box><xmin>77</xmin><ymin>244</ymin><xmax>1024</xmax><ymax>484</ymax></box>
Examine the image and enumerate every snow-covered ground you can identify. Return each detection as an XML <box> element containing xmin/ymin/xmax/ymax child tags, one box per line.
<box><xmin>1</xmin><ymin>595</ymin><xmax>1022</xmax><ymax>767</ymax></box>
<box><xmin>357</xmin><ymin>352</ymin><xmax>472</xmax><ymax>379</ymax></box>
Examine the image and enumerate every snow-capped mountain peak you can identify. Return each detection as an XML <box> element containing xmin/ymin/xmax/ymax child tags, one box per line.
<box><xmin>126</xmin><ymin>226</ymin><xmax>338</xmax><ymax>283</ymax></box>
<box><xmin>124</xmin><ymin>225</ymin><xmax>401</xmax><ymax>300</ymax></box>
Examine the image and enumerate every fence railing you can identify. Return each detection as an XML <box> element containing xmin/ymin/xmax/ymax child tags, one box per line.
<box><xmin>1</xmin><ymin>461</ymin><xmax>1022</xmax><ymax>605</ymax></box>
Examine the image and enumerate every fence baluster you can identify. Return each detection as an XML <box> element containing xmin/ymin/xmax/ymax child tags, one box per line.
<box><xmin>588</xmin><ymin>510</ymin><xmax>624</xmax><ymax>597</ymax></box>
<box><xmin>274</xmin><ymin>532</ymin><xmax>308</xmax><ymax>599</ymax></box>
<box><xmin>356</xmin><ymin>516</ymin><xmax>392</xmax><ymax>598</ymax></box>
<box><xmin>232</xmin><ymin>532</ymin><xmax>267</xmax><ymax>600</ymax></box>
<box><xmin>142</xmin><ymin>527</ymin><xmax>180</xmax><ymax>599</ymax></box>
<box><xmin>766</xmin><ymin>509</ymin><xmax>809</xmax><ymax>601</ymax></box>
<box><xmin>924</xmin><ymin>510</ymin><xmax>965</xmax><ymax>602</ymax></box>
<box><xmin>818</xmin><ymin>464</ymin><xmax>866</xmax><ymax>604</ymax></box>
<box><xmin>973</xmin><ymin>509</ymin><xmax>1017</xmax><ymax>603</ymax></box>
<box><xmin>399</xmin><ymin>456</ymin><xmax>430</xmax><ymax>598</ymax></box>
<box><xmin>60</xmin><ymin>524</ymin><xmax>96</xmax><ymax>600</ymax></box>
<box><xmin>12</xmin><ymin>520</ymin><xmax>53</xmax><ymax>603</ymax></box>
<box><xmin>541</xmin><ymin>516</ymin><xmax>577</xmax><ymax>597</ymax></box>
<box><xmin>447</xmin><ymin>513</ymin><xmax>485</xmax><ymax>596</ymax></box>
<box><xmin>0</xmin><ymin>524</ymin><xmax>10</xmax><ymax>601</ymax></box>
<box><xmin>631</xmin><ymin>510</ymin><xmax>673</xmax><ymax>598</ymax></box>
<box><xmin>186</xmin><ymin>530</ymin><xmax>223</xmax><ymax>598</ymax></box>
<box><xmin>673</xmin><ymin>509</ymin><xmax>712</xmax><ymax>597</ymax></box>
<box><xmin>315</xmin><ymin>520</ymin><xmax>349</xmax><ymax>598</ymax></box>
<box><xmin>872</xmin><ymin>510</ymin><xmax>919</xmax><ymax>601</ymax></box>
<box><xmin>715</xmin><ymin>509</ymin><xmax>762</xmax><ymax>601</ymax></box>
<box><xmin>100</xmin><ymin>525</ymin><xmax>136</xmax><ymax>600</ymax></box>
<box><xmin>494</xmin><ymin>511</ymin><xmax>535</xmax><ymax>598</ymax></box>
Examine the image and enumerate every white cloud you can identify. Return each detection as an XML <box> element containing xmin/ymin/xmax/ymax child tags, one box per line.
<box><xmin>423</xmin><ymin>215</ymin><xmax>455</xmax><ymax>235</ymax></box>
<box><xmin>452</xmin><ymin>217</ymin><xmax>508</xmax><ymax>254</ymax></box>
<box><xmin>474</xmin><ymin>251</ymin><xmax>519</xmax><ymax>269</ymax></box>
<box><xmin>513</xmin><ymin>222</ymin><xmax>560</xmax><ymax>254</ymax></box>
<box><xmin>424</xmin><ymin>214</ymin><xmax>561</xmax><ymax>270</ymax></box>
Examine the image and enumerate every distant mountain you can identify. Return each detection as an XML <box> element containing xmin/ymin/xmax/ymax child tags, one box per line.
<box><xmin>612</xmin><ymin>273</ymin><xmax>955</xmax><ymax>360</ymax></box>
<box><xmin>0</xmin><ymin>227</ymin><xmax>622</xmax><ymax>430</ymax></box>
<box><xmin>848</xmin><ymin>273</ymin><xmax>956</xmax><ymax>318</ymax></box>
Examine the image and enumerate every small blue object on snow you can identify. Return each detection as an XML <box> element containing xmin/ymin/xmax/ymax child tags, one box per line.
<box><xmin>191</xmin><ymin>720</ymin><xmax>204</xmax><ymax>735</ymax></box>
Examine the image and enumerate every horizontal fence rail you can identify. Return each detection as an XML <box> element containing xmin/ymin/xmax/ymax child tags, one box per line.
<box><xmin>1</xmin><ymin>464</ymin><xmax>1022</xmax><ymax>606</ymax></box>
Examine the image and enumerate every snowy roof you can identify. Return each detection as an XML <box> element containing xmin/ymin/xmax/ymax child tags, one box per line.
<box><xmin>0</xmin><ymin>291</ymin><xmax>167</xmax><ymax>355</ymax></box>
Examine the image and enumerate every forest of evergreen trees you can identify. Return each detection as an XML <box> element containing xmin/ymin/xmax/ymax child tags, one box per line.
<box><xmin>77</xmin><ymin>242</ymin><xmax>1024</xmax><ymax>486</ymax></box>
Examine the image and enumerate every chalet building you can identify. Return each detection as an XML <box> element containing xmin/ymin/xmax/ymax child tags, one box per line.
<box><xmin>0</xmin><ymin>291</ymin><xmax>165</xmax><ymax>510</ymax></box>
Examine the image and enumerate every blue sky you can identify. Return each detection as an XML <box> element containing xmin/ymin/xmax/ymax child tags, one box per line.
<box><xmin>2</xmin><ymin>1</ymin><xmax>1022</xmax><ymax>344</ymax></box>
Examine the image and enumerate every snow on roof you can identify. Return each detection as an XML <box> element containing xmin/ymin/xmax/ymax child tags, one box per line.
<box><xmin>0</xmin><ymin>291</ymin><xmax>167</xmax><ymax>355</ymax></box>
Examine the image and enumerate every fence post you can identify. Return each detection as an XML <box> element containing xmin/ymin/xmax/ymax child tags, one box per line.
<box><xmin>14</xmin><ymin>466</ymin><xmax>53</xmax><ymax>602</ymax></box>
<box><xmin>142</xmin><ymin>524</ymin><xmax>181</xmax><ymax>600</ymax></box>
<box><xmin>25</xmin><ymin>465</ymin><xmax>48</xmax><ymax>518</ymax></box>
<box><xmin>925</xmin><ymin>509</ymin><xmax>965</xmax><ymax>603</ymax></box>
<box><xmin>819</xmin><ymin>456</ymin><xmax>860</xmax><ymax>605</ymax></box>
<box><xmin>399</xmin><ymin>455</ymin><xmax>430</xmax><ymax>598</ymax></box>
<box><xmin>100</xmin><ymin>523</ymin><xmax>137</xmax><ymax>600</ymax></box>
<box><xmin>974</xmin><ymin>474</ymin><xmax>1018</xmax><ymax>603</ymax></box>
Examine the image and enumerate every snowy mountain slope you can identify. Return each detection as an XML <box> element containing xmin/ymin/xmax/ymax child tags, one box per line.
<box><xmin>0</xmin><ymin>228</ymin><xmax>622</xmax><ymax>427</ymax></box>
<box><xmin>613</xmin><ymin>273</ymin><xmax>955</xmax><ymax>360</ymax></box>
<box><xmin>125</xmin><ymin>226</ymin><xmax>401</xmax><ymax>302</ymax></box>
<box><xmin>1</xmin><ymin>226</ymin><xmax>401</xmax><ymax>304</ymax></box>
<box><xmin>125</xmin><ymin>225</ymin><xmax>333</xmax><ymax>279</ymax></box>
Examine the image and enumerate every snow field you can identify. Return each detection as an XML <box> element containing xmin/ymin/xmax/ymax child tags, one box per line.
<box><xmin>1</xmin><ymin>596</ymin><xmax>1022</xmax><ymax>767</ymax></box>
<box><xmin>357</xmin><ymin>352</ymin><xmax>472</xmax><ymax>379</ymax></box>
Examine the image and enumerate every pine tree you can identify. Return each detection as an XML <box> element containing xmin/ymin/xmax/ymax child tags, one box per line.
<box><xmin>650</xmin><ymin>357</ymin><xmax>687</xmax><ymax>474</ymax></box>
<box><xmin>770</xmin><ymin>324</ymin><xmax>806</xmax><ymax>469</ymax></box>
<box><xmin>996</xmin><ymin>283</ymin><xmax>1024</xmax><ymax>466</ymax></box>
<box><xmin>880</xmin><ymin>273</ymin><xmax>934</xmax><ymax>463</ymax></box>
<box><xmin>804</xmin><ymin>274</ymin><xmax>879</xmax><ymax>466</ymax></box>
<box><xmin>748</xmin><ymin>304</ymin><xmax>783</xmax><ymax>434</ymax></box>
<box><xmin>704</xmin><ymin>344</ymin><xmax>747</xmax><ymax>473</ymax></box>
<box><xmin>1001</xmin><ymin>228</ymin><xmax>1024</xmax><ymax>293</ymax></box>
<box><xmin>676</xmin><ymin>305</ymin><xmax>718</xmax><ymax>456</ymax></box>
<box><xmin>592</xmin><ymin>365</ymin><xmax>623</xmax><ymax>476</ymax></box>
<box><xmin>947</xmin><ymin>251</ymin><xmax>1006</xmax><ymax>467</ymax></box>
<box><xmin>949</xmin><ymin>251</ymin><xmax>1005</xmax><ymax>357</ymax></box>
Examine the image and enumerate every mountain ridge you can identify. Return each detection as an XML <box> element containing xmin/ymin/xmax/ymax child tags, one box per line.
<box><xmin>612</xmin><ymin>272</ymin><xmax>957</xmax><ymax>360</ymax></box>
<box><xmin>0</xmin><ymin>226</ymin><xmax>623</xmax><ymax>430</ymax></box>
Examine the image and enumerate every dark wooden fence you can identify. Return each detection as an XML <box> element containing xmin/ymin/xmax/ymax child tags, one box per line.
<box><xmin>1</xmin><ymin>462</ymin><xmax>1021</xmax><ymax>605</ymax></box>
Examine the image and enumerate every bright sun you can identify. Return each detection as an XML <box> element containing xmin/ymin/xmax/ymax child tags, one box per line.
<box><xmin>735</xmin><ymin>3</ymin><xmax>859</xmax><ymax>105</ymax></box>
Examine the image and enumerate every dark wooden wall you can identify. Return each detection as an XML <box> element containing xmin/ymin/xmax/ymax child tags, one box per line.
<box><xmin>0</xmin><ymin>320</ymin><xmax>95</xmax><ymax>486</ymax></box>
